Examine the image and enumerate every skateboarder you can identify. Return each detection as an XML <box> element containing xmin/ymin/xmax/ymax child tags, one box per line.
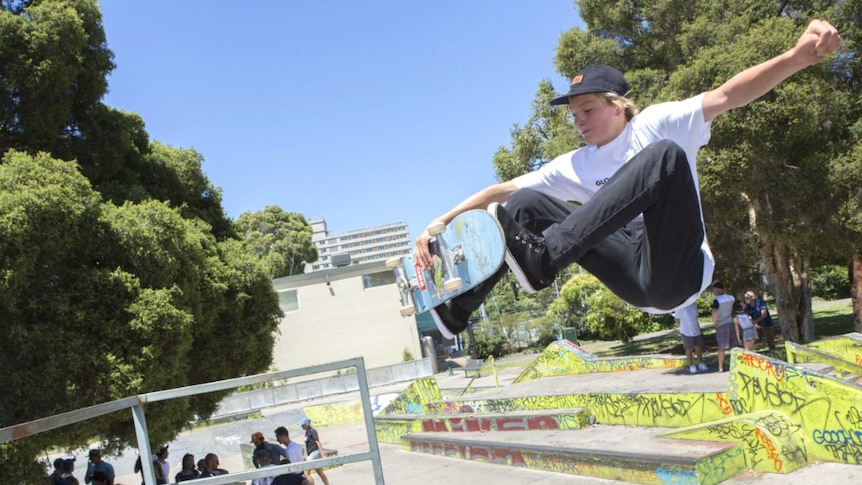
<box><xmin>415</xmin><ymin>19</ymin><xmax>840</xmax><ymax>338</ymax></box>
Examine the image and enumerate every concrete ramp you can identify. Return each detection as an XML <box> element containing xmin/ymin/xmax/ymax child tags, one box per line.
<box><xmin>514</xmin><ymin>340</ymin><xmax>688</xmax><ymax>383</ymax></box>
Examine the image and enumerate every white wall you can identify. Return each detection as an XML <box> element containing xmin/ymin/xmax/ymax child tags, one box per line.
<box><xmin>272</xmin><ymin>263</ymin><xmax>421</xmax><ymax>378</ymax></box>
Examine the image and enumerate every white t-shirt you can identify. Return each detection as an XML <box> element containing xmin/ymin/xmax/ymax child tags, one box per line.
<box><xmin>512</xmin><ymin>94</ymin><xmax>714</xmax><ymax>314</ymax></box>
<box><xmin>286</xmin><ymin>441</ymin><xmax>305</xmax><ymax>468</ymax></box>
<box><xmin>736</xmin><ymin>312</ymin><xmax>754</xmax><ymax>330</ymax></box>
<box><xmin>712</xmin><ymin>293</ymin><xmax>736</xmax><ymax>326</ymax></box>
<box><xmin>673</xmin><ymin>303</ymin><xmax>701</xmax><ymax>337</ymax></box>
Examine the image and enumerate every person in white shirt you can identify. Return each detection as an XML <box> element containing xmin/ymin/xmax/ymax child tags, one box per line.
<box><xmin>414</xmin><ymin>20</ymin><xmax>840</xmax><ymax>341</ymax></box>
<box><xmin>711</xmin><ymin>282</ymin><xmax>737</xmax><ymax>372</ymax></box>
<box><xmin>734</xmin><ymin>300</ymin><xmax>758</xmax><ymax>351</ymax></box>
<box><xmin>674</xmin><ymin>303</ymin><xmax>708</xmax><ymax>374</ymax></box>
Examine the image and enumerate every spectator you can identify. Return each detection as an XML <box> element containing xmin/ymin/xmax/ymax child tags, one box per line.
<box><xmin>174</xmin><ymin>453</ymin><xmax>200</xmax><ymax>482</ymax></box>
<box><xmin>252</xmin><ymin>431</ymin><xmax>287</xmax><ymax>467</ymax></box>
<box><xmin>196</xmin><ymin>458</ymin><xmax>207</xmax><ymax>476</ymax></box>
<box><xmin>711</xmin><ymin>282</ymin><xmax>737</xmax><ymax>372</ymax></box>
<box><xmin>745</xmin><ymin>290</ymin><xmax>776</xmax><ymax>352</ymax></box>
<box><xmin>674</xmin><ymin>303</ymin><xmax>708</xmax><ymax>374</ymax></box>
<box><xmin>199</xmin><ymin>453</ymin><xmax>228</xmax><ymax>478</ymax></box>
<box><xmin>84</xmin><ymin>450</ymin><xmax>114</xmax><ymax>485</ymax></box>
<box><xmin>734</xmin><ymin>300</ymin><xmax>758</xmax><ymax>351</ymax></box>
<box><xmin>47</xmin><ymin>457</ymin><xmax>64</xmax><ymax>485</ymax></box>
<box><xmin>88</xmin><ymin>471</ymin><xmax>108</xmax><ymax>485</ymax></box>
<box><xmin>275</xmin><ymin>426</ymin><xmax>313</xmax><ymax>484</ymax></box>
<box><xmin>134</xmin><ymin>454</ymin><xmax>166</xmax><ymax>485</ymax></box>
<box><xmin>251</xmin><ymin>449</ymin><xmax>277</xmax><ymax>485</ymax></box>
<box><xmin>60</xmin><ymin>458</ymin><xmax>79</xmax><ymax>485</ymax></box>
<box><xmin>299</xmin><ymin>418</ymin><xmax>330</xmax><ymax>485</ymax></box>
<box><xmin>154</xmin><ymin>445</ymin><xmax>170</xmax><ymax>482</ymax></box>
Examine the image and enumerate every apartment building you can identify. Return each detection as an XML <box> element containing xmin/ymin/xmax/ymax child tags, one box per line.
<box><xmin>306</xmin><ymin>218</ymin><xmax>411</xmax><ymax>272</ymax></box>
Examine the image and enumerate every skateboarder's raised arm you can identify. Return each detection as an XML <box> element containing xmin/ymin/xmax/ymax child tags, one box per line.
<box><xmin>414</xmin><ymin>181</ymin><xmax>518</xmax><ymax>268</ymax></box>
<box><xmin>701</xmin><ymin>19</ymin><xmax>840</xmax><ymax>122</ymax></box>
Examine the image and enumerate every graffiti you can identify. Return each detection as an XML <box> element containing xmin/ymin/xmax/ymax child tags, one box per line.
<box><xmin>420</xmin><ymin>414</ymin><xmax>565</xmax><ymax>433</ymax></box>
<box><xmin>515</xmin><ymin>340</ymin><xmax>687</xmax><ymax>382</ymax></box>
<box><xmin>738</xmin><ymin>353</ymin><xmax>787</xmax><ymax>382</ymax></box>
<box><xmin>382</xmin><ymin>377</ymin><xmax>440</xmax><ymax>415</ymax></box>
<box><xmin>847</xmin><ymin>407</ymin><xmax>862</xmax><ymax>427</ymax></box>
<box><xmin>754</xmin><ymin>428</ymin><xmax>783</xmax><ymax>472</ymax></box>
<box><xmin>716</xmin><ymin>392</ymin><xmax>733</xmax><ymax>415</ymax></box>
<box><xmin>655</xmin><ymin>465</ymin><xmax>698</xmax><ymax>485</ymax></box>
<box><xmin>735</xmin><ymin>371</ymin><xmax>810</xmax><ymax>411</ymax></box>
<box><xmin>812</xmin><ymin>428</ymin><xmax>862</xmax><ymax>447</ymax></box>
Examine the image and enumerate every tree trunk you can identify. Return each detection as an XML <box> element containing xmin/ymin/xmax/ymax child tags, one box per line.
<box><xmin>852</xmin><ymin>252</ymin><xmax>862</xmax><ymax>333</ymax></box>
<box><xmin>761</xmin><ymin>241</ymin><xmax>815</xmax><ymax>343</ymax></box>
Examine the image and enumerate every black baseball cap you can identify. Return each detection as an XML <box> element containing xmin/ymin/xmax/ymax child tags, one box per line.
<box><xmin>550</xmin><ymin>64</ymin><xmax>629</xmax><ymax>106</ymax></box>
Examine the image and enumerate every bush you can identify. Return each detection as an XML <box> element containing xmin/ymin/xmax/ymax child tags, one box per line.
<box><xmin>811</xmin><ymin>264</ymin><xmax>850</xmax><ymax>300</ymax></box>
<box><xmin>467</xmin><ymin>327</ymin><xmax>508</xmax><ymax>359</ymax></box>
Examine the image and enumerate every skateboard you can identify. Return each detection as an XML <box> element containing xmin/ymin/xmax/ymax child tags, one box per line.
<box><xmin>386</xmin><ymin>209</ymin><xmax>506</xmax><ymax>317</ymax></box>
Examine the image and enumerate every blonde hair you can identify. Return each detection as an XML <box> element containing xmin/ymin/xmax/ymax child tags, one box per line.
<box><xmin>601</xmin><ymin>92</ymin><xmax>639</xmax><ymax>121</ymax></box>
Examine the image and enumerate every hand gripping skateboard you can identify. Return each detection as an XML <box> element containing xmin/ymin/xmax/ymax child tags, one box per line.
<box><xmin>387</xmin><ymin>210</ymin><xmax>506</xmax><ymax>317</ymax></box>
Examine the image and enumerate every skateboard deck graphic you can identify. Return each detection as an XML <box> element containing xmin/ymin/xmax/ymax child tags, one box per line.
<box><xmin>387</xmin><ymin>210</ymin><xmax>506</xmax><ymax>316</ymax></box>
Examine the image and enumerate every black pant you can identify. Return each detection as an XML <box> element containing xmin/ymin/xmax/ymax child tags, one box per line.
<box><xmin>453</xmin><ymin>140</ymin><xmax>705</xmax><ymax>313</ymax></box>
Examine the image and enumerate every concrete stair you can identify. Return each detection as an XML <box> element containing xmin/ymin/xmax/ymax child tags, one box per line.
<box><xmin>402</xmin><ymin>425</ymin><xmax>741</xmax><ymax>485</ymax></box>
<box><xmin>375</xmin><ymin>335</ymin><xmax>862</xmax><ymax>484</ymax></box>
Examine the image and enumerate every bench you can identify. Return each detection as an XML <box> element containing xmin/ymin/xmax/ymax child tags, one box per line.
<box><xmin>464</xmin><ymin>359</ymin><xmax>484</xmax><ymax>377</ymax></box>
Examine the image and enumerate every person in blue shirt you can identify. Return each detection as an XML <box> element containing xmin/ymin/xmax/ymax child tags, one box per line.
<box><xmin>744</xmin><ymin>290</ymin><xmax>776</xmax><ymax>351</ymax></box>
<box><xmin>84</xmin><ymin>450</ymin><xmax>114</xmax><ymax>485</ymax></box>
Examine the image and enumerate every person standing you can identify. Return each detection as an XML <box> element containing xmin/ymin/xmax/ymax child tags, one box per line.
<box><xmin>252</xmin><ymin>431</ymin><xmax>287</xmax><ymax>467</ymax></box>
<box><xmin>734</xmin><ymin>300</ymin><xmax>758</xmax><ymax>351</ymax></box>
<box><xmin>674</xmin><ymin>303</ymin><xmax>708</xmax><ymax>374</ymax></box>
<box><xmin>299</xmin><ymin>418</ymin><xmax>330</xmax><ymax>485</ymax></box>
<box><xmin>174</xmin><ymin>453</ymin><xmax>200</xmax><ymax>483</ymax></box>
<box><xmin>711</xmin><ymin>282</ymin><xmax>737</xmax><ymax>372</ymax></box>
<box><xmin>275</xmin><ymin>426</ymin><xmax>313</xmax><ymax>484</ymax></box>
<box><xmin>84</xmin><ymin>450</ymin><xmax>114</xmax><ymax>485</ymax></box>
<box><xmin>744</xmin><ymin>289</ymin><xmax>776</xmax><ymax>352</ymax></box>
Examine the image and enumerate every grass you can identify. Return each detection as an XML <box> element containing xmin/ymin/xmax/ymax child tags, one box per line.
<box><xmin>583</xmin><ymin>299</ymin><xmax>856</xmax><ymax>359</ymax></box>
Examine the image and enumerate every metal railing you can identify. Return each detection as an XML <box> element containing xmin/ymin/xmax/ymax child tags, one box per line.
<box><xmin>1</xmin><ymin>357</ymin><xmax>385</xmax><ymax>485</ymax></box>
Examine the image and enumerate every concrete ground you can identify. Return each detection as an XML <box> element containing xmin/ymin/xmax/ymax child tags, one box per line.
<box><xmin>104</xmin><ymin>344</ymin><xmax>859</xmax><ymax>485</ymax></box>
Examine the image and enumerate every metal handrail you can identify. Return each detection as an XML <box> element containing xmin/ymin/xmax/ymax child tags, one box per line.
<box><xmin>1</xmin><ymin>357</ymin><xmax>386</xmax><ymax>484</ymax></box>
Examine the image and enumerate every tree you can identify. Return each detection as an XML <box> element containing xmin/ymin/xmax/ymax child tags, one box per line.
<box><xmin>0</xmin><ymin>0</ymin><xmax>114</xmax><ymax>155</ymax></box>
<box><xmin>0</xmin><ymin>151</ymin><xmax>283</xmax><ymax>483</ymax></box>
<box><xmin>236</xmin><ymin>206</ymin><xmax>318</xmax><ymax>278</ymax></box>
<box><xmin>0</xmin><ymin>2</ymin><xmax>288</xmax><ymax>481</ymax></box>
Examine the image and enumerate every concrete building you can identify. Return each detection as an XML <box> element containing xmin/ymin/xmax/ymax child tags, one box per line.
<box><xmin>306</xmin><ymin>218</ymin><xmax>411</xmax><ymax>272</ymax></box>
<box><xmin>271</xmin><ymin>261</ymin><xmax>422</xmax><ymax>377</ymax></box>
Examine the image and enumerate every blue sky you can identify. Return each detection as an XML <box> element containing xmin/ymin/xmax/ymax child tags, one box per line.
<box><xmin>99</xmin><ymin>1</ymin><xmax>584</xmax><ymax>242</ymax></box>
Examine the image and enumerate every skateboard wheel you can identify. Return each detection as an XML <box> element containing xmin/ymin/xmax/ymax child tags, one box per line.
<box><xmin>385</xmin><ymin>257</ymin><xmax>402</xmax><ymax>269</ymax></box>
<box><xmin>427</xmin><ymin>221</ymin><xmax>446</xmax><ymax>236</ymax></box>
<box><xmin>400</xmin><ymin>305</ymin><xmax>416</xmax><ymax>317</ymax></box>
<box><xmin>443</xmin><ymin>278</ymin><xmax>463</xmax><ymax>292</ymax></box>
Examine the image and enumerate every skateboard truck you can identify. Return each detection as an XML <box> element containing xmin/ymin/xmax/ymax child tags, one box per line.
<box><xmin>386</xmin><ymin>257</ymin><xmax>416</xmax><ymax>317</ymax></box>
<box><xmin>427</xmin><ymin>221</ymin><xmax>463</xmax><ymax>292</ymax></box>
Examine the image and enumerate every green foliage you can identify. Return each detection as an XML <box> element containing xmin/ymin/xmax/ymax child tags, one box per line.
<box><xmin>0</xmin><ymin>2</ymin><xmax>288</xmax><ymax>478</ymax></box>
<box><xmin>236</xmin><ymin>205</ymin><xmax>318</xmax><ymax>278</ymax></box>
<box><xmin>811</xmin><ymin>264</ymin><xmax>851</xmax><ymax>300</ymax></box>
<box><xmin>0</xmin><ymin>0</ymin><xmax>114</xmax><ymax>154</ymax></box>
<box><xmin>492</xmin><ymin>80</ymin><xmax>580</xmax><ymax>182</ymax></box>
<box><xmin>402</xmin><ymin>348</ymin><xmax>414</xmax><ymax>362</ymax></box>
<box><xmin>467</xmin><ymin>327</ymin><xmax>508</xmax><ymax>360</ymax></box>
<box><xmin>0</xmin><ymin>151</ymin><xmax>284</xmax><ymax>482</ymax></box>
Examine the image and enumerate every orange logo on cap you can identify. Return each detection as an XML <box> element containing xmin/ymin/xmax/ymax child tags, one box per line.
<box><xmin>571</xmin><ymin>75</ymin><xmax>583</xmax><ymax>85</ymax></box>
